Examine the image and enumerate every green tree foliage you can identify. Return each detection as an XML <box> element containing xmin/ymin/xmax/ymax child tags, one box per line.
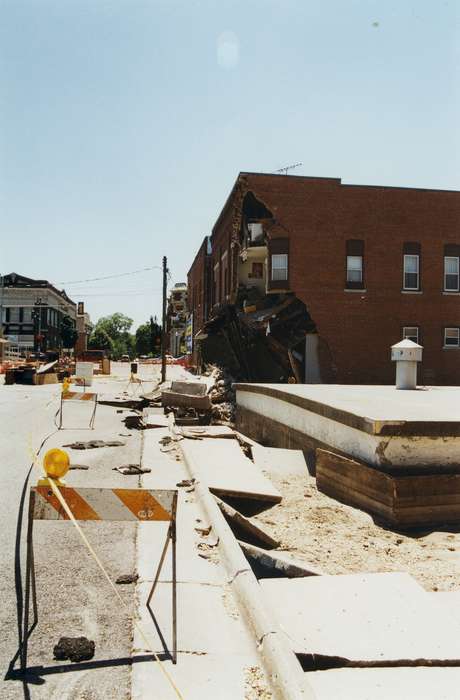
<box><xmin>88</xmin><ymin>313</ymin><xmax>133</xmax><ymax>358</ymax></box>
<box><xmin>60</xmin><ymin>315</ymin><xmax>78</xmax><ymax>349</ymax></box>
<box><xmin>135</xmin><ymin>316</ymin><xmax>161</xmax><ymax>355</ymax></box>
<box><xmin>88</xmin><ymin>326</ymin><xmax>114</xmax><ymax>353</ymax></box>
<box><xmin>96</xmin><ymin>312</ymin><xmax>133</xmax><ymax>339</ymax></box>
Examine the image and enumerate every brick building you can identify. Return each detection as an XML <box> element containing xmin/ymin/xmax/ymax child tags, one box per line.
<box><xmin>0</xmin><ymin>272</ymin><xmax>78</xmax><ymax>354</ymax></box>
<box><xmin>187</xmin><ymin>173</ymin><xmax>460</xmax><ymax>385</ymax></box>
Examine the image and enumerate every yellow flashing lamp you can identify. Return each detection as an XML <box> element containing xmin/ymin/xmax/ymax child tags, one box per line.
<box><xmin>41</xmin><ymin>448</ymin><xmax>70</xmax><ymax>486</ymax></box>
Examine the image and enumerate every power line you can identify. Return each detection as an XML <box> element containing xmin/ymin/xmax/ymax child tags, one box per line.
<box><xmin>58</xmin><ymin>266</ymin><xmax>162</xmax><ymax>285</ymax></box>
<box><xmin>75</xmin><ymin>289</ymin><xmax>162</xmax><ymax>297</ymax></box>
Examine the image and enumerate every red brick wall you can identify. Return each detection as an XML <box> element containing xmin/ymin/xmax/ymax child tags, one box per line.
<box><xmin>193</xmin><ymin>173</ymin><xmax>460</xmax><ymax>385</ymax></box>
<box><xmin>243</xmin><ymin>174</ymin><xmax>460</xmax><ymax>385</ymax></box>
<box><xmin>187</xmin><ymin>237</ymin><xmax>212</xmax><ymax>359</ymax></box>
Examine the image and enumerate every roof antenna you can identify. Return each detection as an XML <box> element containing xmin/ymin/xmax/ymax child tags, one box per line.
<box><xmin>276</xmin><ymin>162</ymin><xmax>302</xmax><ymax>175</ymax></box>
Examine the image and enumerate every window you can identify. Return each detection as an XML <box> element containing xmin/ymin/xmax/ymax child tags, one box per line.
<box><xmin>403</xmin><ymin>254</ymin><xmax>419</xmax><ymax>290</ymax></box>
<box><xmin>444</xmin><ymin>328</ymin><xmax>459</xmax><ymax>348</ymax></box>
<box><xmin>403</xmin><ymin>327</ymin><xmax>419</xmax><ymax>344</ymax></box>
<box><xmin>346</xmin><ymin>256</ymin><xmax>363</xmax><ymax>283</ymax></box>
<box><xmin>345</xmin><ymin>240</ymin><xmax>364</xmax><ymax>289</ymax></box>
<box><xmin>444</xmin><ymin>257</ymin><xmax>459</xmax><ymax>291</ymax></box>
<box><xmin>271</xmin><ymin>254</ymin><xmax>288</xmax><ymax>281</ymax></box>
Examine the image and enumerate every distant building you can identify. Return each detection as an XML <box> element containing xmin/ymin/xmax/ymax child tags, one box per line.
<box><xmin>75</xmin><ymin>302</ymin><xmax>93</xmax><ymax>355</ymax></box>
<box><xmin>0</xmin><ymin>272</ymin><xmax>79</xmax><ymax>353</ymax></box>
<box><xmin>187</xmin><ymin>172</ymin><xmax>460</xmax><ymax>385</ymax></box>
<box><xmin>166</xmin><ymin>282</ymin><xmax>188</xmax><ymax>356</ymax></box>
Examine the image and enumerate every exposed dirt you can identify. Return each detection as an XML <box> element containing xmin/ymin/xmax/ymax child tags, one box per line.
<box><xmin>255</xmin><ymin>472</ymin><xmax>460</xmax><ymax>592</ymax></box>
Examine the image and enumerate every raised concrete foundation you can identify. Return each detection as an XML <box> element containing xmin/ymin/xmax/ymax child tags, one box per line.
<box><xmin>235</xmin><ymin>383</ymin><xmax>460</xmax><ymax>527</ymax></box>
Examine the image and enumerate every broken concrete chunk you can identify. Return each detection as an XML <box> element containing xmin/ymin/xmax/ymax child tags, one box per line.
<box><xmin>115</xmin><ymin>573</ymin><xmax>139</xmax><ymax>585</ymax></box>
<box><xmin>176</xmin><ymin>479</ymin><xmax>195</xmax><ymax>488</ymax></box>
<box><xmin>113</xmin><ymin>465</ymin><xmax>151</xmax><ymax>475</ymax></box>
<box><xmin>63</xmin><ymin>440</ymin><xmax>126</xmax><ymax>450</ymax></box>
<box><xmin>53</xmin><ymin>636</ymin><xmax>95</xmax><ymax>662</ymax></box>
<box><xmin>215</xmin><ymin>497</ymin><xmax>279</xmax><ymax>549</ymax></box>
<box><xmin>195</xmin><ymin>525</ymin><xmax>212</xmax><ymax>536</ymax></box>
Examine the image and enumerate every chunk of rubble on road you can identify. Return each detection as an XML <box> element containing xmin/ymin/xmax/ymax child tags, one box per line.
<box><xmin>162</xmin><ymin>380</ymin><xmax>212</xmax><ymax>410</ymax></box>
<box><xmin>63</xmin><ymin>440</ymin><xmax>126</xmax><ymax>450</ymax></box>
<box><xmin>112</xmin><ymin>464</ymin><xmax>152</xmax><ymax>475</ymax></box>
<box><xmin>53</xmin><ymin>637</ymin><xmax>95</xmax><ymax>663</ymax></box>
<box><xmin>115</xmin><ymin>573</ymin><xmax>139</xmax><ymax>585</ymax></box>
<box><xmin>215</xmin><ymin>496</ymin><xmax>279</xmax><ymax>549</ymax></box>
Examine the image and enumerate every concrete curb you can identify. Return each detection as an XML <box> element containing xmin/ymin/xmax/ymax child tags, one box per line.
<box><xmin>180</xmin><ymin>438</ymin><xmax>316</xmax><ymax>700</ymax></box>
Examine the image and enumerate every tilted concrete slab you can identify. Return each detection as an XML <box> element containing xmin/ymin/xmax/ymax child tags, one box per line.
<box><xmin>181</xmin><ymin>438</ymin><xmax>282</xmax><ymax>504</ymax></box>
<box><xmin>215</xmin><ymin>496</ymin><xmax>280</xmax><ymax>549</ymax></box>
<box><xmin>429</xmin><ymin>591</ymin><xmax>460</xmax><ymax>627</ymax></box>
<box><xmin>303</xmin><ymin>667</ymin><xmax>460</xmax><ymax>700</ymax></box>
<box><xmin>252</xmin><ymin>445</ymin><xmax>308</xmax><ymax>476</ymax></box>
<box><xmin>239</xmin><ymin>541</ymin><xmax>323</xmax><ymax>577</ymax></box>
<box><xmin>261</xmin><ymin>572</ymin><xmax>460</xmax><ymax>662</ymax></box>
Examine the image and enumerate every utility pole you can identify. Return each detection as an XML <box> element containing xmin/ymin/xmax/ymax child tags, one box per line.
<box><xmin>161</xmin><ymin>255</ymin><xmax>168</xmax><ymax>383</ymax></box>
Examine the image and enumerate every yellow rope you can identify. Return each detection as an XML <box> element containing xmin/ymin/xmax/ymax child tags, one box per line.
<box><xmin>28</xmin><ymin>441</ymin><xmax>185</xmax><ymax>700</ymax></box>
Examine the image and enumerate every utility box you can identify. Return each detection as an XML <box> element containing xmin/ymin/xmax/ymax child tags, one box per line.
<box><xmin>391</xmin><ymin>339</ymin><xmax>423</xmax><ymax>390</ymax></box>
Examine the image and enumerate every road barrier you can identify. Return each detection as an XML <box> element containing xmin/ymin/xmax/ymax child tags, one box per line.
<box><xmin>59</xmin><ymin>381</ymin><xmax>98</xmax><ymax>429</ymax></box>
<box><xmin>23</xmin><ymin>470</ymin><xmax>178</xmax><ymax>675</ymax></box>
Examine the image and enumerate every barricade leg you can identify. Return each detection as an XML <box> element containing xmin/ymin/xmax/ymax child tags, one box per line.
<box><xmin>146</xmin><ymin>522</ymin><xmax>175</xmax><ymax>662</ymax></box>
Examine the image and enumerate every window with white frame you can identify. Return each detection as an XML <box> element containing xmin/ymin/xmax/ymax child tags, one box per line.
<box><xmin>346</xmin><ymin>256</ymin><xmax>363</xmax><ymax>284</ymax></box>
<box><xmin>444</xmin><ymin>328</ymin><xmax>460</xmax><ymax>348</ymax></box>
<box><xmin>403</xmin><ymin>326</ymin><xmax>419</xmax><ymax>344</ymax></box>
<box><xmin>403</xmin><ymin>254</ymin><xmax>419</xmax><ymax>290</ymax></box>
<box><xmin>271</xmin><ymin>253</ymin><xmax>288</xmax><ymax>281</ymax></box>
<box><xmin>444</xmin><ymin>256</ymin><xmax>459</xmax><ymax>292</ymax></box>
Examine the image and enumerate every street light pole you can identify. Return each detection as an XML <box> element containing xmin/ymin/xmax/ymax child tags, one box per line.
<box><xmin>161</xmin><ymin>256</ymin><xmax>168</xmax><ymax>384</ymax></box>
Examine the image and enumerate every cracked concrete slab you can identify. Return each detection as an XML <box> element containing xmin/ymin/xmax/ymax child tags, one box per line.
<box><xmin>303</xmin><ymin>667</ymin><xmax>460</xmax><ymax>700</ymax></box>
<box><xmin>261</xmin><ymin>572</ymin><xmax>460</xmax><ymax>663</ymax></box>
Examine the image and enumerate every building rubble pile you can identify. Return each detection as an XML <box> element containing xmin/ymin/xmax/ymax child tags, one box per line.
<box><xmin>199</xmin><ymin>293</ymin><xmax>315</xmax><ymax>384</ymax></box>
<box><xmin>203</xmin><ymin>364</ymin><xmax>236</xmax><ymax>426</ymax></box>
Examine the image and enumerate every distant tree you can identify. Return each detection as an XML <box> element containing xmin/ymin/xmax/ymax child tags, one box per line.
<box><xmin>88</xmin><ymin>313</ymin><xmax>135</xmax><ymax>359</ymax></box>
<box><xmin>96</xmin><ymin>313</ymin><xmax>133</xmax><ymax>339</ymax></box>
<box><xmin>60</xmin><ymin>315</ymin><xmax>78</xmax><ymax>349</ymax></box>
<box><xmin>135</xmin><ymin>316</ymin><xmax>161</xmax><ymax>355</ymax></box>
<box><xmin>88</xmin><ymin>327</ymin><xmax>114</xmax><ymax>353</ymax></box>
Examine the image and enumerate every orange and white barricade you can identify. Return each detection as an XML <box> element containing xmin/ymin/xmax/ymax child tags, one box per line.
<box><xmin>22</xmin><ymin>485</ymin><xmax>178</xmax><ymax>670</ymax></box>
<box><xmin>59</xmin><ymin>381</ymin><xmax>98</xmax><ymax>429</ymax></box>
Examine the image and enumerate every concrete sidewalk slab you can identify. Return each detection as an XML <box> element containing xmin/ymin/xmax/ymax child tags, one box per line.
<box><xmin>136</xmin><ymin>499</ymin><xmax>226</xmax><ymax>585</ymax></box>
<box><xmin>131</xmin><ymin>652</ymin><xmax>264</xmax><ymax>700</ymax></box>
<box><xmin>303</xmin><ymin>667</ymin><xmax>460</xmax><ymax>700</ymax></box>
<box><xmin>134</xmin><ymin>581</ymin><xmax>257</xmax><ymax>656</ymax></box>
<box><xmin>252</xmin><ymin>445</ymin><xmax>308</xmax><ymax>477</ymax></box>
<box><xmin>182</xmin><ymin>438</ymin><xmax>282</xmax><ymax>504</ymax></box>
<box><xmin>261</xmin><ymin>572</ymin><xmax>460</xmax><ymax>662</ymax></box>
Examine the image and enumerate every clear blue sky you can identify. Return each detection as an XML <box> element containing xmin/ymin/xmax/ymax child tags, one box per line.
<box><xmin>1</xmin><ymin>0</ymin><xmax>459</xmax><ymax>330</ymax></box>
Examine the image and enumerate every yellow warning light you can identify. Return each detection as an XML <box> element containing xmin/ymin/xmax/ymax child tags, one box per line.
<box><xmin>43</xmin><ymin>448</ymin><xmax>70</xmax><ymax>482</ymax></box>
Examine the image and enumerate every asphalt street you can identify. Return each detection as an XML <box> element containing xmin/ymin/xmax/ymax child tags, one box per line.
<box><xmin>0</xmin><ymin>363</ymin><xmax>158</xmax><ymax>700</ymax></box>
